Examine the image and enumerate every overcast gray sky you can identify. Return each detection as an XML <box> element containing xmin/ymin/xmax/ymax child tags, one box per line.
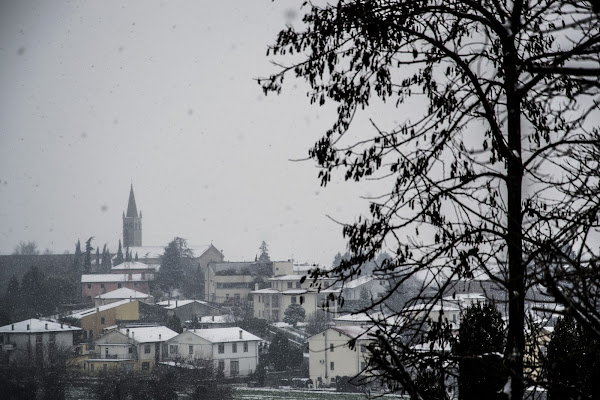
<box><xmin>0</xmin><ymin>0</ymin><xmax>387</xmax><ymax>265</ymax></box>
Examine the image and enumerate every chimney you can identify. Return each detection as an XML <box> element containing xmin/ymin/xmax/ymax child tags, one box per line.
<box><xmin>239</xmin><ymin>330</ymin><xmax>243</xmax><ymax>340</ymax></box>
<box><xmin>212</xmin><ymin>316</ymin><xmax>214</xmax><ymax>322</ymax></box>
<box><xmin>132</xmin><ymin>332</ymin><xmax>135</xmax><ymax>339</ymax></box>
<box><xmin>126</xmin><ymin>329</ymin><xmax>130</xmax><ymax>337</ymax></box>
<box><xmin>11</xmin><ymin>324</ymin><xmax>14</xmax><ymax>331</ymax></box>
<box><xmin>96</xmin><ymin>308</ymin><xmax>100</xmax><ymax>313</ymax></box>
<box><xmin>254</xmin><ymin>283</ymin><xmax>258</xmax><ymax>291</ymax></box>
<box><xmin>159</xmin><ymin>334</ymin><xmax>161</xmax><ymax>340</ymax></box>
<box><xmin>175</xmin><ymin>300</ymin><xmax>178</xmax><ymax>308</ymax></box>
<box><xmin>61</xmin><ymin>323</ymin><xmax>64</xmax><ymax>329</ymax></box>
<box><xmin>27</xmin><ymin>324</ymin><xmax>30</xmax><ymax>330</ymax></box>
<box><xmin>45</xmin><ymin>323</ymin><xmax>48</xmax><ymax>330</ymax></box>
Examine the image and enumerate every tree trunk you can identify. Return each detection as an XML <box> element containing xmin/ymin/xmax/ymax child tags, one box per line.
<box><xmin>504</xmin><ymin>38</ymin><xmax>525</xmax><ymax>400</ymax></box>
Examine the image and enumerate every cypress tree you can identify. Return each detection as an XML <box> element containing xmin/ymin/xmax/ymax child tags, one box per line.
<box><xmin>115</xmin><ymin>240</ymin><xmax>124</xmax><ymax>266</ymax></box>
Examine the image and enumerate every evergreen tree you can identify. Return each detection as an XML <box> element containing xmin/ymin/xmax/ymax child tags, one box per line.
<box><xmin>158</xmin><ymin>237</ymin><xmax>192</xmax><ymax>295</ymax></box>
<box><xmin>95</xmin><ymin>247</ymin><xmax>100</xmax><ymax>272</ymax></box>
<box><xmin>83</xmin><ymin>237</ymin><xmax>94</xmax><ymax>274</ymax></box>
<box><xmin>547</xmin><ymin>316</ymin><xmax>600</xmax><ymax>399</ymax></box>
<box><xmin>71</xmin><ymin>239</ymin><xmax>83</xmax><ymax>275</ymax></box>
<box><xmin>258</xmin><ymin>241</ymin><xmax>270</xmax><ymax>262</ymax></box>
<box><xmin>454</xmin><ymin>302</ymin><xmax>505</xmax><ymax>400</ymax></box>
<box><xmin>283</xmin><ymin>303</ymin><xmax>306</xmax><ymax>327</ymax></box>
<box><xmin>115</xmin><ymin>240</ymin><xmax>124</xmax><ymax>266</ymax></box>
<box><xmin>134</xmin><ymin>252</ymin><xmax>138</xmax><ymax>261</ymax></box>
<box><xmin>268</xmin><ymin>332</ymin><xmax>302</xmax><ymax>371</ymax></box>
<box><xmin>101</xmin><ymin>244</ymin><xmax>112</xmax><ymax>273</ymax></box>
<box><xmin>5</xmin><ymin>275</ymin><xmax>21</xmax><ymax>321</ymax></box>
<box><xmin>166</xmin><ymin>314</ymin><xmax>183</xmax><ymax>334</ymax></box>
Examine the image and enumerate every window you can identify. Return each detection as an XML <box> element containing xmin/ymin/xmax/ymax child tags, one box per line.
<box><xmin>218</xmin><ymin>343</ymin><xmax>224</xmax><ymax>354</ymax></box>
<box><xmin>330</xmin><ymin>344</ymin><xmax>334</xmax><ymax>352</ymax></box>
<box><xmin>49</xmin><ymin>333</ymin><xmax>56</xmax><ymax>343</ymax></box>
<box><xmin>128</xmin><ymin>347</ymin><xmax>133</xmax><ymax>354</ymax></box>
<box><xmin>300</xmin><ymin>296</ymin><xmax>305</xmax><ymax>304</ymax></box>
<box><xmin>360</xmin><ymin>345</ymin><xmax>367</xmax><ymax>353</ymax></box>
<box><xmin>100</xmin><ymin>284</ymin><xmax>105</xmax><ymax>289</ymax></box>
<box><xmin>105</xmin><ymin>347</ymin><xmax>109</xmax><ymax>358</ymax></box>
<box><xmin>296</xmin><ymin>282</ymin><xmax>301</xmax><ymax>288</ymax></box>
<box><xmin>101</xmin><ymin>317</ymin><xmax>105</xmax><ymax>325</ymax></box>
<box><xmin>189</xmin><ymin>345</ymin><xmax>194</xmax><ymax>355</ymax></box>
<box><xmin>232</xmin><ymin>343</ymin><xmax>237</xmax><ymax>353</ymax></box>
<box><xmin>118</xmin><ymin>283</ymin><xmax>122</xmax><ymax>288</ymax></box>
<box><xmin>169</xmin><ymin>345</ymin><xmax>178</xmax><ymax>354</ymax></box>
<box><xmin>144</xmin><ymin>344</ymin><xmax>151</xmax><ymax>354</ymax></box>
<box><xmin>142</xmin><ymin>362</ymin><xmax>150</xmax><ymax>370</ymax></box>
<box><xmin>234</xmin><ymin>293</ymin><xmax>240</xmax><ymax>304</ymax></box>
<box><xmin>330</xmin><ymin>362</ymin><xmax>335</xmax><ymax>371</ymax></box>
<box><xmin>361</xmin><ymin>362</ymin><xmax>367</xmax><ymax>370</ymax></box>
<box><xmin>90</xmin><ymin>363</ymin><xmax>94</xmax><ymax>372</ymax></box>
<box><xmin>230</xmin><ymin>360</ymin><xmax>239</xmax><ymax>377</ymax></box>
<box><xmin>272</xmin><ymin>295</ymin><xmax>279</xmax><ymax>308</ymax></box>
<box><xmin>0</xmin><ymin>336</ymin><xmax>3</xmax><ymax>344</ymax></box>
<box><xmin>291</xmin><ymin>296</ymin><xmax>297</xmax><ymax>304</ymax></box>
<box><xmin>36</xmin><ymin>334</ymin><xmax>42</xmax><ymax>344</ymax></box>
<box><xmin>134</xmin><ymin>283</ymin><xmax>138</xmax><ymax>288</ymax></box>
<box><xmin>87</xmin><ymin>284</ymin><xmax>92</xmax><ymax>289</ymax></box>
<box><xmin>243</xmin><ymin>342</ymin><xmax>248</xmax><ymax>352</ymax></box>
<box><xmin>287</xmin><ymin>282</ymin><xmax>293</xmax><ymax>289</ymax></box>
<box><xmin>218</xmin><ymin>360</ymin><xmax>225</xmax><ymax>371</ymax></box>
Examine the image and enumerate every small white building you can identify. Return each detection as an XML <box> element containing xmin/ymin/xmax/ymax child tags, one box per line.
<box><xmin>307</xmin><ymin>326</ymin><xmax>373</xmax><ymax>387</ymax></box>
<box><xmin>166</xmin><ymin>327</ymin><xmax>262</xmax><ymax>377</ymax></box>
<box><xmin>0</xmin><ymin>319</ymin><xmax>81</xmax><ymax>366</ymax></box>
<box><xmin>86</xmin><ymin>325</ymin><xmax>177</xmax><ymax>373</ymax></box>
<box><xmin>94</xmin><ymin>287</ymin><xmax>154</xmax><ymax>306</ymax></box>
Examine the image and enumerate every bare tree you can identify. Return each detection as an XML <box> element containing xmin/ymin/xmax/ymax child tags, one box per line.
<box><xmin>13</xmin><ymin>240</ymin><xmax>40</xmax><ymax>255</ymax></box>
<box><xmin>261</xmin><ymin>1</ymin><xmax>600</xmax><ymax>399</ymax></box>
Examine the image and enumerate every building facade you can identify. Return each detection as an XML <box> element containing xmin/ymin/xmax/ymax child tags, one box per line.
<box><xmin>166</xmin><ymin>327</ymin><xmax>262</xmax><ymax>377</ymax></box>
<box><xmin>81</xmin><ymin>273</ymin><xmax>152</xmax><ymax>302</ymax></box>
<box><xmin>307</xmin><ymin>326</ymin><xmax>373</xmax><ymax>387</ymax></box>
<box><xmin>0</xmin><ymin>319</ymin><xmax>81</xmax><ymax>366</ymax></box>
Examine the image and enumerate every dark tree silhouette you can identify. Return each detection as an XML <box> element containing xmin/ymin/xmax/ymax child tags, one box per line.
<box><xmin>261</xmin><ymin>1</ymin><xmax>600</xmax><ymax>398</ymax></box>
<box><xmin>283</xmin><ymin>303</ymin><xmax>306</xmax><ymax>327</ymax></box>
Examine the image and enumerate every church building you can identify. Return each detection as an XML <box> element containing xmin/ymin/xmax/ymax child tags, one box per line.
<box><xmin>123</xmin><ymin>184</ymin><xmax>142</xmax><ymax>248</ymax></box>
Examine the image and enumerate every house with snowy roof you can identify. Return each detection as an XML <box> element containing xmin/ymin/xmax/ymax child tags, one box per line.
<box><xmin>165</xmin><ymin>327</ymin><xmax>262</xmax><ymax>377</ymax></box>
<box><xmin>204</xmin><ymin>260</ymin><xmax>296</xmax><ymax>304</ymax></box>
<box><xmin>68</xmin><ymin>299</ymin><xmax>140</xmax><ymax>341</ymax></box>
<box><xmin>156</xmin><ymin>300</ymin><xmax>220</xmax><ymax>325</ymax></box>
<box><xmin>81</xmin><ymin>273</ymin><xmax>153</xmax><ymax>303</ymax></box>
<box><xmin>94</xmin><ymin>287</ymin><xmax>154</xmax><ymax>306</ymax></box>
<box><xmin>307</xmin><ymin>326</ymin><xmax>374</xmax><ymax>387</ymax></box>
<box><xmin>0</xmin><ymin>319</ymin><xmax>81</xmax><ymax>366</ymax></box>
<box><xmin>251</xmin><ymin>274</ymin><xmax>340</xmax><ymax>322</ymax></box>
<box><xmin>110</xmin><ymin>261</ymin><xmax>157</xmax><ymax>275</ymax></box>
<box><xmin>83</xmin><ymin>325</ymin><xmax>177</xmax><ymax>374</ymax></box>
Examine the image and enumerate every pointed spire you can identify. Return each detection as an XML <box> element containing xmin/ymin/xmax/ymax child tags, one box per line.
<box><xmin>126</xmin><ymin>184</ymin><xmax>138</xmax><ymax>218</ymax></box>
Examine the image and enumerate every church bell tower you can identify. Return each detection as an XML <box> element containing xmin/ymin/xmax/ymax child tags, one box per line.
<box><xmin>123</xmin><ymin>184</ymin><xmax>142</xmax><ymax>247</ymax></box>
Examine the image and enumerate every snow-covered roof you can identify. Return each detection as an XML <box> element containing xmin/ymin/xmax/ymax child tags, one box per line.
<box><xmin>281</xmin><ymin>289</ymin><xmax>309</xmax><ymax>295</ymax></box>
<box><xmin>187</xmin><ymin>327</ymin><xmax>262</xmax><ymax>343</ymax></box>
<box><xmin>118</xmin><ymin>326</ymin><xmax>178</xmax><ymax>343</ymax></box>
<box><xmin>443</xmin><ymin>293</ymin><xmax>486</xmax><ymax>301</ymax></box>
<box><xmin>70</xmin><ymin>299</ymin><xmax>136</xmax><ymax>319</ymax></box>
<box><xmin>94</xmin><ymin>287</ymin><xmax>150</xmax><ymax>300</ymax></box>
<box><xmin>0</xmin><ymin>318</ymin><xmax>81</xmax><ymax>333</ymax></box>
<box><xmin>403</xmin><ymin>303</ymin><xmax>460</xmax><ymax>312</ymax></box>
<box><xmin>334</xmin><ymin>311</ymin><xmax>386</xmax><ymax>323</ymax></box>
<box><xmin>331</xmin><ymin>326</ymin><xmax>372</xmax><ymax>340</ymax></box>
<box><xmin>112</xmin><ymin>245</ymin><xmax>211</xmax><ymax>260</ymax></box>
<box><xmin>81</xmin><ymin>273</ymin><xmax>152</xmax><ymax>283</ymax></box>
<box><xmin>269</xmin><ymin>275</ymin><xmax>303</xmax><ymax>281</ymax></box>
<box><xmin>156</xmin><ymin>300</ymin><xmax>210</xmax><ymax>309</ymax></box>
<box><xmin>198</xmin><ymin>315</ymin><xmax>235</xmax><ymax>324</ymax></box>
<box><xmin>111</xmin><ymin>261</ymin><xmax>154</xmax><ymax>271</ymax></box>
<box><xmin>250</xmin><ymin>288</ymin><xmax>279</xmax><ymax>294</ymax></box>
<box><xmin>345</xmin><ymin>275</ymin><xmax>375</xmax><ymax>289</ymax></box>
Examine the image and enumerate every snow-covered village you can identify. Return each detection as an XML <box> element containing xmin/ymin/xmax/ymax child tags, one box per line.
<box><xmin>2</xmin><ymin>1</ymin><xmax>600</xmax><ymax>400</ymax></box>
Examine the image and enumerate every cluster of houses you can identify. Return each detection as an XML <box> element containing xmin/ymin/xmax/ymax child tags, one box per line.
<box><xmin>0</xmin><ymin>188</ymin><xmax>562</xmax><ymax>391</ymax></box>
<box><xmin>0</xmin><ymin>257</ymin><xmax>561</xmax><ymax>390</ymax></box>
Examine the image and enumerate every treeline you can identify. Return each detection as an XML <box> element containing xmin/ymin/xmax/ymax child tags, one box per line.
<box><xmin>0</xmin><ymin>238</ymin><xmax>111</xmax><ymax>324</ymax></box>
